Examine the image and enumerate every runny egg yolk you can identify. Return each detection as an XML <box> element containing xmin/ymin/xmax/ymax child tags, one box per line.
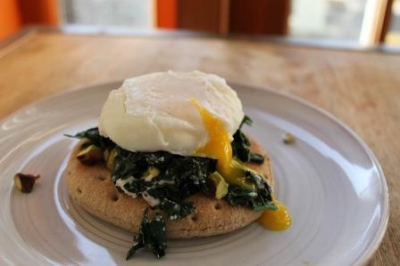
<box><xmin>191</xmin><ymin>99</ymin><xmax>291</xmax><ymax>231</ymax></box>
<box><xmin>191</xmin><ymin>99</ymin><xmax>234</xmax><ymax>177</ymax></box>
<box><xmin>257</xmin><ymin>201</ymin><xmax>292</xmax><ymax>231</ymax></box>
<box><xmin>191</xmin><ymin>100</ymin><xmax>250</xmax><ymax>189</ymax></box>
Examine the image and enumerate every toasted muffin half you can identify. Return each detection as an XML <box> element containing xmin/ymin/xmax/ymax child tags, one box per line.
<box><xmin>65</xmin><ymin>138</ymin><xmax>273</xmax><ymax>239</ymax></box>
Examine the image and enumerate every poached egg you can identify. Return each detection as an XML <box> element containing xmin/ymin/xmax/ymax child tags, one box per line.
<box><xmin>99</xmin><ymin>71</ymin><xmax>291</xmax><ymax>231</ymax></box>
<box><xmin>99</xmin><ymin>71</ymin><xmax>244</xmax><ymax>157</ymax></box>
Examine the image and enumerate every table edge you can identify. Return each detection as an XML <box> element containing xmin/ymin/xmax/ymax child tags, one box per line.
<box><xmin>1</xmin><ymin>26</ymin><xmax>399</xmax><ymax>55</ymax></box>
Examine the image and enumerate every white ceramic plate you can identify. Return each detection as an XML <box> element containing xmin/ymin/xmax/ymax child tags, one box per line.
<box><xmin>0</xmin><ymin>82</ymin><xmax>389</xmax><ymax>266</ymax></box>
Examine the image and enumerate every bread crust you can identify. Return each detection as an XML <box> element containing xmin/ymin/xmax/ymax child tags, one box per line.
<box><xmin>65</xmin><ymin>138</ymin><xmax>273</xmax><ymax>239</ymax></box>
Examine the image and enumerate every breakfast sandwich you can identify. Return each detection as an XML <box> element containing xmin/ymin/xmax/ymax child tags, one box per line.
<box><xmin>65</xmin><ymin>71</ymin><xmax>291</xmax><ymax>259</ymax></box>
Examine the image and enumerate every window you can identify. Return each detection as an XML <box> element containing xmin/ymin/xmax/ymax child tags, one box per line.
<box><xmin>59</xmin><ymin>0</ymin><xmax>153</xmax><ymax>29</ymax></box>
<box><xmin>290</xmin><ymin>0</ymin><xmax>368</xmax><ymax>42</ymax></box>
<box><xmin>385</xmin><ymin>0</ymin><xmax>400</xmax><ymax>45</ymax></box>
<box><xmin>55</xmin><ymin>0</ymin><xmax>398</xmax><ymax>48</ymax></box>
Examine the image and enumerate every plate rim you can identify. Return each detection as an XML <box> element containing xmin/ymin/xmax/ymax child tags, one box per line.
<box><xmin>232</xmin><ymin>82</ymin><xmax>390</xmax><ymax>266</ymax></box>
<box><xmin>0</xmin><ymin>80</ymin><xmax>390</xmax><ymax>266</ymax></box>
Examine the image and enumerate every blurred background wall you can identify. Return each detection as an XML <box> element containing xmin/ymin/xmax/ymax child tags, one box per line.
<box><xmin>1</xmin><ymin>0</ymin><xmax>399</xmax><ymax>48</ymax></box>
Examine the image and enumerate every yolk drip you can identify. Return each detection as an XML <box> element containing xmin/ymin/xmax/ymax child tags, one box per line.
<box><xmin>257</xmin><ymin>201</ymin><xmax>292</xmax><ymax>231</ymax></box>
<box><xmin>191</xmin><ymin>100</ymin><xmax>291</xmax><ymax>231</ymax></box>
<box><xmin>191</xmin><ymin>100</ymin><xmax>252</xmax><ymax>189</ymax></box>
<box><xmin>191</xmin><ymin>99</ymin><xmax>233</xmax><ymax>175</ymax></box>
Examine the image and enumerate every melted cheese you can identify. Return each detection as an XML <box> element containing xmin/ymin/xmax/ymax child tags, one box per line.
<box><xmin>257</xmin><ymin>201</ymin><xmax>292</xmax><ymax>231</ymax></box>
<box><xmin>115</xmin><ymin>177</ymin><xmax>137</xmax><ymax>198</ymax></box>
<box><xmin>142</xmin><ymin>192</ymin><xmax>160</xmax><ymax>207</ymax></box>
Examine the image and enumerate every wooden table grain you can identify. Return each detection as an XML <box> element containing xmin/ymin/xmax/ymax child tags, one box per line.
<box><xmin>0</xmin><ymin>29</ymin><xmax>399</xmax><ymax>265</ymax></box>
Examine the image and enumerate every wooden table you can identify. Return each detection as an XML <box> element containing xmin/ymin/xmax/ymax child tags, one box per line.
<box><xmin>0</xmin><ymin>28</ymin><xmax>399</xmax><ymax>265</ymax></box>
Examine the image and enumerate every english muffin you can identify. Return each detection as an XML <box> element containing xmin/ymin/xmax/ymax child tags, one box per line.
<box><xmin>65</xmin><ymin>71</ymin><xmax>290</xmax><ymax>259</ymax></box>
<box><xmin>66</xmin><ymin>137</ymin><xmax>273</xmax><ymax>239</ymax></box>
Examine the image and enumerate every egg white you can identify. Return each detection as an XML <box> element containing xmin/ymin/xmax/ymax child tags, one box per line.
<box><xmin>99</xmin><ymin>71</ymin><xmax>244</xmax><ymax>156</ymax></box>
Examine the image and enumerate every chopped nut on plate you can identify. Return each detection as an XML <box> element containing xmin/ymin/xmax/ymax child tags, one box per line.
<box><xmin>14</xmin><ymin>173</ymin><xmax>40</xmax><ymax>193</ymax></box>
<box><xmin>77</xmin><ymin>144</ymin><xmax>103</xmax><ymax>165</ymax></box>
<box><xmin>283</xmin><ymin>133</ymin><xmax>296</xmax><ymax>145</ymax></box>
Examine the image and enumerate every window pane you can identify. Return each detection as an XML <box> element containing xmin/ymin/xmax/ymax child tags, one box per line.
<box><xmin>60</xmin><ymin>0</ymin><xmax>152</xmax><ymax>28</ymax></box>
<box><xmin>386</xmin><ymin>0</ymin><xmax>400</xmax><ymax>45</ymax></box>
<box><xmin>289</xmin><ymin>0</ymin><xmax>367</xmax><ymax>42</ymax></box>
